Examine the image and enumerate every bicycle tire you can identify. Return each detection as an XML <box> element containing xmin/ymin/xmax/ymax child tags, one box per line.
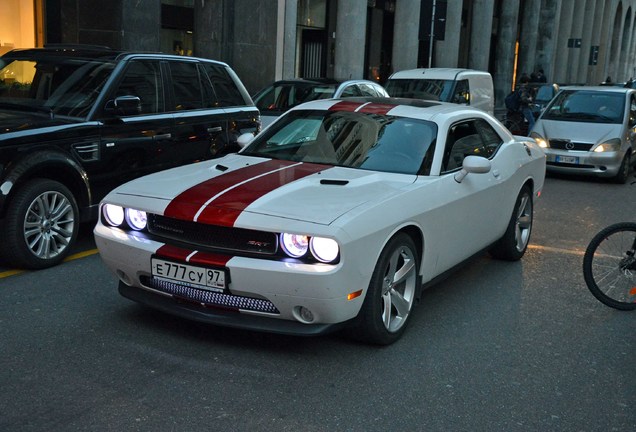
<box><xmin>582</xmin><ymin>222</ymin><xmax>636</xmax><ymax>310</ymax></box>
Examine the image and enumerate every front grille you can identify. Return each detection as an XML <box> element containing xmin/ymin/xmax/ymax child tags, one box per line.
<box><xmin>148</xmin><ymin>214</ymin><xmax>278</xmax><ymax>255</ymax></box>
<box><xmin>149</xmin><ymin>277</ymin><xmax>279</xmax><ymax>314</ymax></box>
<box><xmin>549</xmin><ymin>139</ymin><xmax>593</xmax><ymax>151</ymax></box>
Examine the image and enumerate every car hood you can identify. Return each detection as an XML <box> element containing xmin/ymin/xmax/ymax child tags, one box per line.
<box><xmin>0</xmin><ymin>109</ymin><xmax>75</xmax><ymax>134</ymax></box>
<box><xmin>534</xmin><ymin>119</ymin><xmax>622</xmax><ymax>143</ymax></box>
<box><xmin>113</xmin><ymin>154</ymin><xmax>416</xmax><ymax>225</ymax></box>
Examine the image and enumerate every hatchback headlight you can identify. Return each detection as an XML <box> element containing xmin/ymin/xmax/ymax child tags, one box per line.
<box><xmin>530</xmin><ymin>132</ymin><xmax>548</xmax><ymax>148</ymax></box>
<box><xmin>593</xmin><ymin>138</ymin><xmax>621</xmax><ymax>152</ymax></box>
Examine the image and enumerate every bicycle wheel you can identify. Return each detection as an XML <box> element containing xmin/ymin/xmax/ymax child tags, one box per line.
<box><xmin>582</xmin><ymin>222</ymin><xmax>636</xmax><ymax>310</ymax></box>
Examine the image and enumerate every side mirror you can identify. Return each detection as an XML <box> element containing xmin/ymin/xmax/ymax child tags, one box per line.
<box><xmin>237</xmin><ymin>132</ymin><xmax>255</xmax><ymax>149</ymax></box>
<box><xmin>454</xmin><ymin>155</ymin><xmax>491</xmax><ymax>183</ymax></box>
<box><xmin>105</xmin><ymin>95</ymin><xmax>141</xmax><ymax>116</ymax></box>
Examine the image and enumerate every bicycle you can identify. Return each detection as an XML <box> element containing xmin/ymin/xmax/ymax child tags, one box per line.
<box><xmin>582</xmin><ymin>176</ymin><xmax>636</xmax><ymax>310</ymax></box>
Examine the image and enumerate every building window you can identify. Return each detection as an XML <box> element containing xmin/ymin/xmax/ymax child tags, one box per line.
<box><xmin>0</xmin><ymin>0</ymin><xmax>40</xmax><ymax>54</ymax></box>
<box><xmin>161</xmin><ymin>0</ymin><xmax>194</xmax><ymax>56</ymax></box>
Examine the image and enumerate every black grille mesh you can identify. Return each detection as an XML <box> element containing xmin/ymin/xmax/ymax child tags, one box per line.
<box><xmin>549</xmin><ymin>140</ymin><xmax>593</xmax><ymax>151</ymax></box>
<box><xmin>148</xmin><ymin>214</ymin><xmax>278</xmax><ymax>255</ymax></box>
<box><xmin>150</xmin><ymin>277</ymin><xmax>279</xmax><ymax>314</ymax></box>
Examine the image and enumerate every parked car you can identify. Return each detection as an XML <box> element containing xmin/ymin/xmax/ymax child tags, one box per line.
<box><xmin>0</xmin><ymin>44</ymin><xmax>259</xmax><ymax>269</ymax></box>
<box><xmin>531</xmin><ymin>86</ymin><xmax>635</xmax><ymax>183</ymax></box>
<box><xmin>94</xmin><ymin>97</ymin><xmax>546</xmax><ymax>345</ymax></box>
<box><xmin>384</xmin><ymin>68</ymin><xmax>495</xmax><ymax>115</ymax></box>
<box><xmin>252</xmin><ymin>78</ymin><xmax>389</xmax><ymax>127</ymax></box>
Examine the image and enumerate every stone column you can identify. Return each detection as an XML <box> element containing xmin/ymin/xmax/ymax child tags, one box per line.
<box><xmin>493</xmin><ymin>0</ymin><xmax>520</xmax><ymax>110</ymax></box>
<box><xmin>468</xmin><ymin>0</ymin><xmax>494</xmax><ymax>71</ymax></box>
<box><xmin>282</xmin><ymin>0</ymin><xmax>298</xmax><ymax>79</ymax></box>
<box><xmin>567</xmin><ymin>0</ymin><xmax>586</xmax><ymax>84</ymax></box>
<box><xmin>391</xmin><ymin>0</ymin><xmax>420</xmax><ymax>71</ymax></box>
<box><xmin>535</xmin><ymin>0</ymin><xmax>562</xmax><ymax>83</ymax></box>
<box><xmin>591</xmin><ymin>0</ymin><xmax>610</xmax><ymax>84</ymax></box>
<box><xmin>435</xmin><ymin>0</ymin><xmax>463</xmax><ymax>67</ymax></box>
<box><xmin>121</xmin><ymin>0</ymin><xmax>161</xmax><ymax>51</ymax></box>
<box><xmin>334</xmin><ymin>0</ymin><xmax>366</xmax><ymax>80</ymax></box>
<box><xmin>577</xmin><ymin>0</ymin><xmax>597</xmax><ymax>83</ymax></box>
<box><xmin>553</xmin><ymin>0</ymin><xmax>573</xmax><ymax>83</ymax></box>
<box><xmin>518</xmin><ymin>0</ymin><xmax>541</xmax><ymax>78</ymax></box>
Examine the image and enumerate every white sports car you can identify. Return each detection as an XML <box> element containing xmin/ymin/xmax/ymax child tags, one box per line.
<box><xmin>94</xmin><ymin>98</ymin><xmax>546</xmax><ymax>344</ymax></box>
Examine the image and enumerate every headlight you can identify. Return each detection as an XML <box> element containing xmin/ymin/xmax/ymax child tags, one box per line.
<box><xmin>594</xmin><ymin>138</ymin><xmax>621</xmax><ymax>152</ymax></box>
<box><xmin>530</xmin><ymin>132</ymin><xmax>548</xmax><ymax>148</ymax></box>
<box><xmin>280</xmin><ymin>233</ymin><xmax>309</xmax><ymax>258</ymax></box>
<box><xmin>310</xmin><ymin>237</ymin><xmax>339</xmax><ymax>263</ymax></box>
<box><xmin>125</xmin><ymin>208</ymin><xmax>147</xmax><ymax>230</ymax></box>
<box><xmin>103</xmin><ymin>204</ymin><xmax>125</xmax><ymax>227</ymax></box>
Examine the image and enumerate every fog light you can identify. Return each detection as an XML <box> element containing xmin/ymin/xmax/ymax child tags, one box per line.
<box><xmin>295</xmin><ymin>306</ymin><xmax>314</xmax><ymax>323</ymax></box>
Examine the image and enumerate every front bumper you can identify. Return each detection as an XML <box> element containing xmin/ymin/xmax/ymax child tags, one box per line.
<box><xmin>94</xmin><ymin>223</ymin><xmax>368</xmax><ymax>334</ymax></box>
<box><xmin>543</xmin><ymin>148</ymin><xmax>626</xmax><ymax>178</ymax></box>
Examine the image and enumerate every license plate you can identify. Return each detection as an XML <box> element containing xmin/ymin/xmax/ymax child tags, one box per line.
<box><xmin>555</xmin><ymin>155</ymin><xmax>579</xmax><ymax>164</ymax></box>
<box><xmin>151</xmin><ymin>258</ymin><xmax>226</xmax><ymax>292</ymax></box>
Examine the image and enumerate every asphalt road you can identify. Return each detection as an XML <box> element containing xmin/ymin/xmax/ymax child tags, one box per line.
<box><xmin>1</xmin><ymin>173</ymin><xmax>635</xmax><ymax>432</ymax></box>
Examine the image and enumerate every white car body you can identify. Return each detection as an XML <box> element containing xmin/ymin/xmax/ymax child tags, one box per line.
<box><xmin>94</xmin><ymin>98</ymin><xmax>546</xmax><ymax>344</ymax></box>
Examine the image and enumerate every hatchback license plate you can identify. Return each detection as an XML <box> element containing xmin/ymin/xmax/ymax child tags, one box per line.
<box><xmin>151</xmin><ymin>258</ymin><xmax>226</xmax><ymax>291</ymax></box>
<box><xmin>556</xmin><ymin>155</ymin><xmax>579</xmax><ymax>164</ymax></box>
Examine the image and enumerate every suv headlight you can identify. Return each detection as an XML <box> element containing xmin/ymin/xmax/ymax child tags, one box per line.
<box><xmin>593</xmin><ymin>138</ymin><xmax>621</xmax><ymax>152</ymax></box>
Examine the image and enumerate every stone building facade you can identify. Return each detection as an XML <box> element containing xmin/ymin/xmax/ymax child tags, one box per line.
<box><xmin>3</xmin><ymin>0</ymin><xmax>636</xmax><ymax>109</ymax></box>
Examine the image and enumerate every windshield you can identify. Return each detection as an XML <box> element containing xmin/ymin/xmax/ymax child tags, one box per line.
<box><xmin>542</xmin><ymin>90</ymin><xmax>625</xmax><ymax>123</ymax></box>
<box><xmin>385</xmin><ymin>78</ymin><xmax>452</xmax><ymax>101</ymax></box>
<box><xmin>242</xmin><ymin>109</ymin><xmax>437</xmax><ymax>175</ymax></box>
<box><xmin>253</xmin><ymin>82</ymin><xmax>338</xmax><ymax>112</ymax></box>
<box><xmin>0</xmin><ymin>57</ymin><xmax>115</xmax><ymax>117</ymax></box>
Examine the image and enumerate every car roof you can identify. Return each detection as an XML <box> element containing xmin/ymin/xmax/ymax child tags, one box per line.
<box><xmin>560</xmin><ymin>86</ymin><xmax>635</xmax><ymax>94</ymax></box>
<box><xmin>388</xmin><ymin>68</ymin><xmax>491</xmax><ymax>80</ymax></box>
<box><xmin>1</xmin><ymin>44</ymin><xmax>228</xmax><ymax>66</ymax></box>
<box><xmin>286</xmin><ymin>96</ymin><xmax>485</xmax><ymax>119</ymax></box>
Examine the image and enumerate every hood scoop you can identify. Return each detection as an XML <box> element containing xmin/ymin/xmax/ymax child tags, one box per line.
<box><xmin>320</xmin><ymin>179</ymin><xmax>349</xmax><ymax>186</ymax></box>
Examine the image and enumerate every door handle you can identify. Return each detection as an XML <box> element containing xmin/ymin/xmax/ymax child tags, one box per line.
<box><xmin>207</xmin><ymin>126</ymin><xmax>223</xmax><ymax>133</ymax></box>
<box><xmin>153</xmin><ymin>133</ymin><xmax>172</xmax><ymax>141</ymax></box>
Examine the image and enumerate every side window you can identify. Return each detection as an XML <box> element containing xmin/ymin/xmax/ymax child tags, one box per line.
<box><xmin>114</xmin><ymin>60</ymin><xmax>163</xmax><ymax>115</ymax></box>
<box><xmin>168</xmin><ymin>61</ymin><xmax>204</xmax><ymax>111</ymax></box>
<box><xmin>202</xmin><ymin>63</ymin><xmax>247</xmax><ymax>107</ymax></box>
<box><xmin>442</xmin><ymin>120</ymin><xmax>482</xmax><ymax>172</ymax></box>
<box><xmin>452</xmin><ymin>79</ymin><xmax>470</xmax><ymax>105</ymax></box>
<box><xmin>474</xmin><ymin>119</ymin><xmax>503</xmax><ymax>158</ymax></box>
<box><xmin>630</xmin><ymin>95</ymin><xmax>636</xmax><ymax>127</ymax></box>
<box><xmin>340</xmin><ymin>84</ymin><xmax>362</xmax><ymax>97</ymax></box>
<box><xmin>358</xmin><ymin>83</ymin><xmax>378</xmax><ymax>97</ymax></box>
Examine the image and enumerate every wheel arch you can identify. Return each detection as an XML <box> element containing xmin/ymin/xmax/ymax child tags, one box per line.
<box><xmin>0</xmin><ymin>150</ymin><xmax>91</xmax><ymax>219</ymax></box>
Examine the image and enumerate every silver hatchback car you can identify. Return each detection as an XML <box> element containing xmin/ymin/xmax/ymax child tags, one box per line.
<box><xmin>531</xmin><ymin>86</ymin><xmax>635</xmax><ymax>183</ymax></box>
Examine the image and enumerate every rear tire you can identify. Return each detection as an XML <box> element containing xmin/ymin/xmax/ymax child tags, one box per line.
<box><xmin>1</xmin><ymin>179</ymin><xmax>79</xmax><ymax>269</ymax></box>
<box><xmin>489</xmin><ymin>186</ymin><xmax>533</xmax><ymax>261</ymax></box>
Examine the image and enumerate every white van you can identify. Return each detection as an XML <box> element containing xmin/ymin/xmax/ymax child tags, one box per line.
<box><xmin>385</xmin><ymin>68</ymin><xmax>495</xmax><ymax>115</ymax></box>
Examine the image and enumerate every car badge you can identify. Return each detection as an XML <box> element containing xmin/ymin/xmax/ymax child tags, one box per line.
<box><xmin>565</xmin><ymin>141</ymin><xmax>575</xmax><ymax>150</ymax></box>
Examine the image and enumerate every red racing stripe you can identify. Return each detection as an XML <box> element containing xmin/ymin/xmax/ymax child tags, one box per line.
<box><xmin>329</xmin><ymin>100</ymin><xmax>364</xmax><ymax>112</ymax></box>
<box><xmin>164</xmin><ymin>160</ymin><xmax>297</xmax><ymax>221</ymax></box>
<box><xmin>156</xmin><ymin>244</ymin><xmax>230</xmax><ymax>267</ymax></box>
<box><xmin>196</xmin><ymin>162</ymin><xmax>327</xmax><ymax>226</ymax></box>
<box><xmin>358</xmin><ymin>103</ymin><xmax>395</xmax><ymax>115</ymax></box>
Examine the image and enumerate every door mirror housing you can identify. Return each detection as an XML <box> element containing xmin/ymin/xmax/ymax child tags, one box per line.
<box><xmin>454</xmin><ymin>155</ymin><xmax>491</xmax><ymax>183</ymax></box>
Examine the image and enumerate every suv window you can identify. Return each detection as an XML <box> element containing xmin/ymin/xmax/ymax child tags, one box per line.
<box><xmin>168</xmin><ymin>61</ymin><xmax>205</xmax><ymax>111</ymax></box>
<box><xmin>114</xmin><ymin>60</ymin><xmax>163</xmax><ymax>114</ymax></box>
<box><xmin>201</xmin><ymin>63</ymin><xmax>247</xmax><ymax>107</ymax></box>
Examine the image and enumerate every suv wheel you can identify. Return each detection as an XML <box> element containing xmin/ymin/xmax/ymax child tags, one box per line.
<box><xmin>2</xmin><ymin>179</ymin><xmax>79</xmax><ymax>269</ymax></box>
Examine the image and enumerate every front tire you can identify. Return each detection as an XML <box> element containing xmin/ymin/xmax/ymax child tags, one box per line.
<box><xmin>1</xmin><ymin>179</ymin><xmax>79</xmax><ymax>269</ymax></box>
<box><xmin>613</xmin><ymin>153</ymin><xmax>631</xmax><ymax>184</ymax></box>
<box><xmin>352</xmin><ymin>233</ymin><xmax>420</xmax><ymax>345</ymax></box>
<box><xmin>489</xmin><ymin>185</ymin><xmax>533</xmax><ymax>261</ymax></box>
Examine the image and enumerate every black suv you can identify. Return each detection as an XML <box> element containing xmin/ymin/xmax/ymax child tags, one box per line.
<box><xmin>0</xmin><ymin>45</ymin><xmax>260</xmax><ymax>269</ymax></box>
